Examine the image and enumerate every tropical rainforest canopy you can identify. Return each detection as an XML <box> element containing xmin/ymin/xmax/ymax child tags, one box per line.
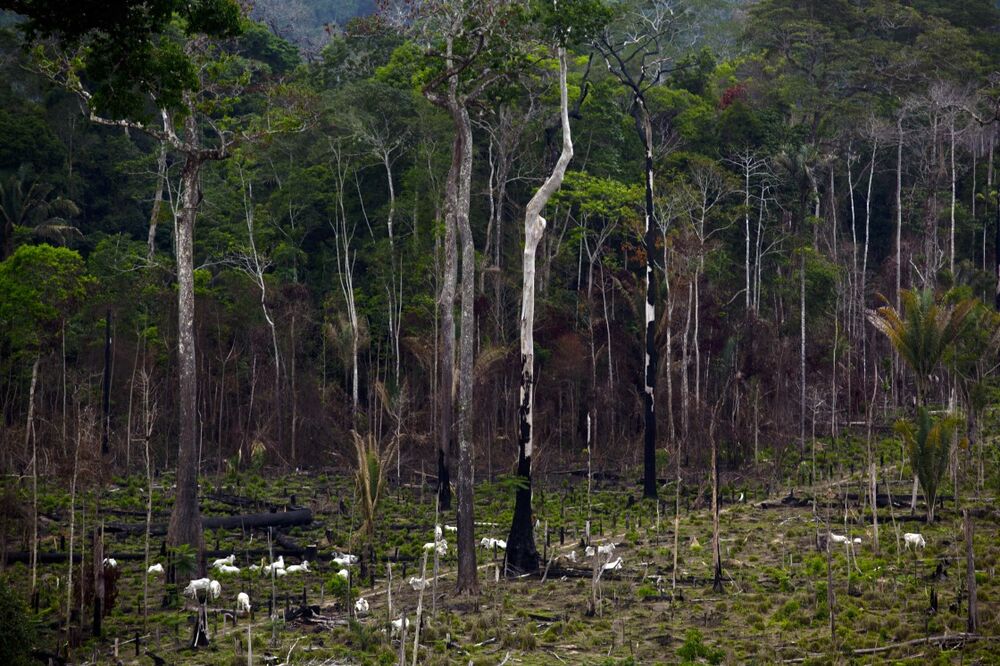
<box><xmin>0</xmin><ymin>0</ymin><xmax>999</xmax><ymax>661</ymax></box>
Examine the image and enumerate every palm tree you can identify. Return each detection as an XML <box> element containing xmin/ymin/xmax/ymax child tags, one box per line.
<box><xmin>868</xmin><ymin>287</ymin><xmax>972</xmax><ymax>520</ymax></box>
<box><xmin>894</xmin><ymin>408</ymin><xmax>962</xmax><ymax>523</ymax></box>
<box><xmin>352</xmin><ymin>431</ymin><xmax>398</xmax><ymax>582</ymax></box>
<box><xmin>0</xmin><ymin>167</ymin><xmax>80</xmax><ymax>260</ymax></box>
<box><xmin>867</xmin><ymin>288</ymin><xmax>973</xmax><ymax>406</ymax></box>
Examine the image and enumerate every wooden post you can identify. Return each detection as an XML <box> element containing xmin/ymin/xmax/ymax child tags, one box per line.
<box><xmin>964</xmin><ymin>509</ymin><xmax>979</xmax><ymax>633</ymax></box>
<box><xmin>826</xmin><ymin>511</ymin><xmax>836</xmax><ymax>648</ymax></box>
<box><xmin>411</xmin><ymin>551</ymin><xmax>428</xmax><ymax>666</ymax></box>
<box><xmin>92</xmin><ymin>526</ymin><xmax>104</xmax><ymax>638</ymax></box>
<box><xmin>397</xmin><ymin>612</ymin><xmax>407</xmax><ymax>666</ymax></box>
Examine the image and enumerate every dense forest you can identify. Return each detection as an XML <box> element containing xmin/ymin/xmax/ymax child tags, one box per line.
<box><xmin>0</xmin><ymin>0</ymin><xmax>999</xmax><ymax>664</ymax></box>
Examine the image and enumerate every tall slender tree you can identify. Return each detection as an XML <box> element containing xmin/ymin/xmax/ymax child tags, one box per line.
<box><xmin>23</xmin><ymin>0</ymin><xmax>305</xmax><ymax>566</ymax></box>
<box><xmin>506</xmin><ymin>44</ymin><xmax>575</xmax><ymax>574</ymax></box>
<box><xmin>595</xmin><ymin>0</ymin><xmax>686</xmax><ymax>499</ymax></box>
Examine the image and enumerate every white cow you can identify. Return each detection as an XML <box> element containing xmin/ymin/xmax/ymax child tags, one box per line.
<box><xmin>602</xmin><ymin>557</ymin><xmax>624</xmax><ymax>572</ymax></box>
<box><xmin>285</xmin><ymin>561</ymin><xmax>310</xmax><ymax>574</ymax></box>
<box><xmin>183</xmin><ymin>578</ymin><xmax>221</xmax><ymax>600</ymax></box>
<box><xmin>262</xmin><ymin>556</ymin><xmax>286</xmax><ymax>577</ymax></box>
<box><xmin>211</xmin><ymin>554</ymin><xmax>236</xmax><ymax>569</ymax></box>
<box><xmin>423</xmin><ymin>540</ymin><xmax>448</xmax><ymax>556</ymax></box>
<box><xmin>390</xmin><ymin>617</ymin><xmax>410</xmax><ymax>636</ymax></box>
<box><xmin>585</xmin><ymin>543</ymin><xmax>615</xmax><ymax>558</ymax></box>
<box><xmin>332</xmin><ymin>553</ymin><xmax>358</xmax><ymax>567</ymax></box>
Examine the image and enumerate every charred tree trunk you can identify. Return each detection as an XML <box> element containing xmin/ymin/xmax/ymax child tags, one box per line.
<box><xmin>710</xmin><ymin>418</ymin><xmax>723</xmax><ymax>593</ymax></box>
<box><xmin>637</xmin><ymin>101</ymin><xmax>659</xmax><ymax>499</ymax></box>
<box><xmin>507</xmin><ymin>49</ymin><xmax>573</xmax><ymax>574</ymax></box>
<box><xmin>101</xmin><ymin>310</ymin><xmax>112</xmax><ymax>456</ymax></box>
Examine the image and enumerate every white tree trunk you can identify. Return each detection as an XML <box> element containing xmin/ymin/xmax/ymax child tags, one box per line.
<box><xmin>896</xmin><ymin>116</ymin><xmax>904</xmax><ymax>312</ymax></box>
<box><xmin>949</xmin><ymin>115</ymin><xmax>956</xmax><ymax>276</ymax></box>
<box><xmin>507</xmin><ymin>48</ymin><xmax>573</xmax><ymax>572</ymax></box>
<box><xmin>27</xmin><ymin>355</ymin><xmax>39</xmax><ymax>602</ymax></box>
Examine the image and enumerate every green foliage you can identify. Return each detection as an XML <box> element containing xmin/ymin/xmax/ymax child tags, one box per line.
<box><xmin>894</xmin><ymin>407</ymin><xmax>963</xmax><ymax>522</ymax></box>
<box><xmin>677</xmin><ymin>628</ymin><xmax>724</xmax><ymax>665</ymax></box>
<box><xmin>14</xmin><ymin>0</ymin><xmax>243</xmax><ymax>119</ymax></box>
<box><xmin>555</xmin><ymin>171</ymin><xmax>642</xmax><ymax>221</ymax></box>
<box><xmin>170</xmin><ymin>544</ymin><xmax>198</xmax><ymax>579</ymax></box>
<box><xmin>532</xmin><ymin>0</ymin><xmax>612</xmax><ymax>47</ymax></box>
<box><xmin>868</xmin><ymin>288</ymin><xmax>974</xmax><ymax>404</ymax></box>
<box><xmin>352</xmin><ymin>431</ymin><xmax>398</xmax><ymax>560</ymax></box>
<box><xmin>0</xmin><ymin>166</ymin><xmax>80</xmax><ymax>257</ymax></box>
<box><xmin>0</xmin><ymin>243</ymin><xmax>89</xmax><ymax>350</ymax></box>
<box><xmin>0</xmin><ymin>579</ymin><xmax>35</xmax><ymax>666</ymax></box>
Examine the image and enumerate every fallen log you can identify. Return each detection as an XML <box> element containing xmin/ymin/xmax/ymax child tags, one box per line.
<box><xmin>851</xmin><ymin>632</ymin><xmax>985</xmax><ymax>655</ymax></box>
<box><xmin>3</xmin><ymin>544</ymin><xmax>422</xmax><ymax>565</ymax></box>
<box><xmin>104</xmin><ymin>508</ymin><xmax>313</xmax><ymax>536</ymax></box>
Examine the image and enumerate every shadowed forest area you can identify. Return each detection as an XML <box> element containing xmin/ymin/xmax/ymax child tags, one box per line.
<box><xmin>0</xmin><ymin>0</ymin><xmax>999</xmax><ymax>664</ymax></box>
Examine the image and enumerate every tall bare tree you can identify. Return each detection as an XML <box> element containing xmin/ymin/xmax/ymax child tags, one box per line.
<box><xmin>595</xmin><ymin>0</ymin><xmax>687</xmax><ymax>498</ymax></box>
<box><xmin>507</xmin><ymin>46</ymin><xmax>574</xmax><ymax>573</ymax></box>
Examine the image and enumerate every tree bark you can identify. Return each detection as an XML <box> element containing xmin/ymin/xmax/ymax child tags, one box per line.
<box><xmin>994</xmin><ymin>154</ymin><xmax>1000</xmax><ymax>310</ymax></box>
<box><xmin>437</xmin><ymin>133</ymin><xmax>459</xmax><ymax>512</ymax></box>
<box><xmin>507</xmin><ymin>48</ymin><xmax>573</xmax><ymax>574</ymax></box>
<box><xmin>454</xmin><ymin>98</ymin><xmax>478</xmax><ymax>594</ymax></box>
<box><xmin>111</xmin><ymin>507</ymin><xmax>312</xmax><ymax>536</ymax></box>
<box><xmin>964</xmin><ymin>509</ymin><xmax>978</xmax><ymax>633</ymax></box>
<box><xmin>27</xmin><ymin>355</ymin><xmax>39</xmax><ymax>605</ymax></box>
<box><xmin>896</xmin><ymin>115</ymin><xmax>904</xmax><ymax>312</ymax></box>
<box><xmin>638</xmin><ymin>101</ymin><xmax>659</xmax><ymax>499</ymax></box>
<box><xmin>710</xmin><ymin>417</ymin><xmax>723</xmax><ymax>593</ymax></box>
<box><xmin>166</xmin><ymin>133</ymin><xmax>206</xmax><ymax>571</ymax></box>
<box><xmin>101</xmin><ymin>310</ymin><xmax>112</xmax><ymax>456</ymax></box>
<box><xmin>949</xmin><ymin>115</ymin><xmax>956</xmax><ymax>277</ymax></box>
<box><xmin>148</xmin><ymin>140</ymin><xmax>167</xmax><ymax>261</ymax></box>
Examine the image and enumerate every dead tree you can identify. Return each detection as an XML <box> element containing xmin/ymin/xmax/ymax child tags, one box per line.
<box><xmin>506</xmin><ymin>46</ymin><xmax>574</xmax><ymax>574</ymax></box>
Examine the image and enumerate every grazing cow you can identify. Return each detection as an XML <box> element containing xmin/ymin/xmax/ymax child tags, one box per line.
<box><xmin>903</xmin><ymin>533</ymin><xmax>927</xmax><ymax>550</ymax></box>
<box><xmin>211</xmin><ymin>554</ymin><xmax>235</xmax><ymax>569</ymax></box>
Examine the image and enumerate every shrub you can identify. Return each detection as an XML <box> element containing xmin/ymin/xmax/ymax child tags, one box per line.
<box><xmin>0</xmin><ymin>581</ymin><xmax>35</xmax><ymax>666</ymax></box>
<box><xmin>677</xmin><ymin>629</ymin><xmax>724</xmax><ymax>665</ymax></box>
